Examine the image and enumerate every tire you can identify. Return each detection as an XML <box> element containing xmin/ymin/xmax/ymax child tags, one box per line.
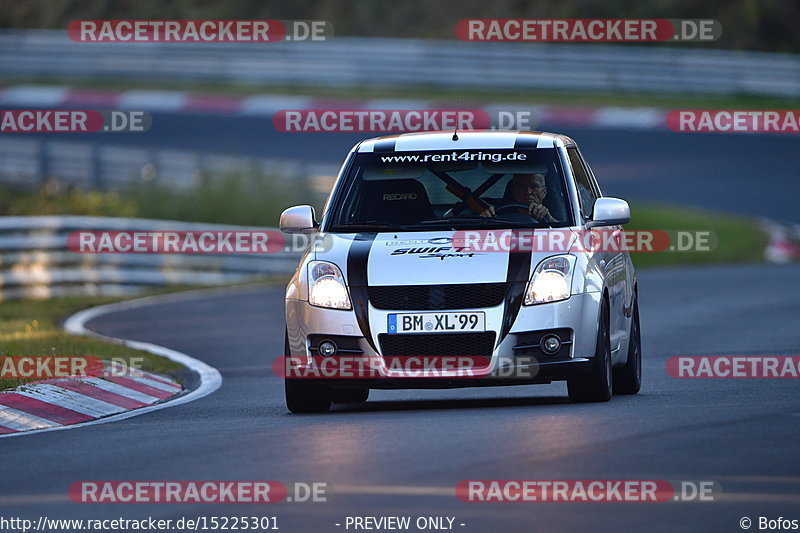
<box><xmin>613</xmin><ymin>295</ymin><xmax>642</xmax><ymax>395</ymax></box>
<box><xmin>285</xmin><ymin>379</ymin><xmax>332</xmax><ymax>413</ymax></box>
<box><xmin>331</xmin><ymin>388</ymin><xmax>370</xmax><ymax>404</ymax></box>
<box><xmin>567</xmin><ymin>298</ymin><xmax>612</xmax><ymax>403</ymax></box>
<box><xmin>284</xmin><ymin>328</ymin><xmax>332</xmax><ymax>413</ymax></box>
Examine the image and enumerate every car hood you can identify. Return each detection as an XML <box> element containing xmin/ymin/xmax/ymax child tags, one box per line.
<box><xmin>316</xmin><ymin>230</ymin><xmax>558</xmax><ymax>286</ymax></box>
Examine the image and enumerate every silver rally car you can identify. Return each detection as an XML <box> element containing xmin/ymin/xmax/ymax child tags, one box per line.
<box><xmin>280</xmin><ymin>130</ymin><xmax>641</xmax><ymax>412</ymax></box>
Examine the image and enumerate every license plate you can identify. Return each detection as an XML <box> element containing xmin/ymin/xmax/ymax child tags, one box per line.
<box><xmin>387</xmin><ymin>312</ymin><xmax>485</xmax><ymax>334</ymax></box>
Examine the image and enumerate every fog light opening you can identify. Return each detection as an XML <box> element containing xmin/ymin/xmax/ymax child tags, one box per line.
<box><xmin>540</xmin><ymin>334</ymin><xmax>561</xmax><ymax>355</ymax></box>
<box><xmin>318</xmin><ymin>340</ymin><xmax>338</xmax><ymax>357</ymax></box>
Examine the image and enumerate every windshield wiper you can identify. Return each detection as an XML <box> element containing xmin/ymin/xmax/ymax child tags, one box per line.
<box><xmin>442</xmin><ymin>214</ymin><xmax>555</xmax><ymax>229</ymax></box>
<box><xmin>417</xmin><ymin>216</ymin><xmax>533</xmax><ymax>227</ymax></box>
<box><xmin>331</xmin><ymin>221</ymin><xmax>408</xmax><ymax>232</ymax></box>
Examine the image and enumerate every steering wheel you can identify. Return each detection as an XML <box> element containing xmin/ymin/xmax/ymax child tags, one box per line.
<box><xmin>494</xmin><ymin>202</ymin><xmax>531</xmax><ymax>215</ymax></box>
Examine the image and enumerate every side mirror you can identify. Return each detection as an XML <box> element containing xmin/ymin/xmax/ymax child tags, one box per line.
<box><xmin>280</xmin><ymin>205</ymin><xmax>318</xmax><ymax>234</ymax></box>
<box><xmin>586</xmin><ymin>198</ymin><xmax>630</xmax><ymax>228</ymax></box>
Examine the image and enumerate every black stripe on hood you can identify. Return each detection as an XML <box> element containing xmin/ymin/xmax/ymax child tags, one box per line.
<box><xmin>514</xmin><ymin>133</ymin><xmax>539</xmax><ymax>149</ymax></box>
<box><xmin>499</xmin><ymin>229</ymin><xmax>533</xmax><ymax>345</ymax></box>
<box><xmin>373</xmin><ymin>138</ymin><xmax>397</xmax><ymax>152</ymax></box>
<box><xmin>347</xmin><ymin>232</ymin><xmax>378</xmax><ymax>352</ymax></box>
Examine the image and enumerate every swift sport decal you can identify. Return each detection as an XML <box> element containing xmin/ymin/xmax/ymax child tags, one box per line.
<box><xmin>419</xmin><ymin>252</ymin><xmax>481</xmax><ymax>260</ymax></box>
<box><xmin>368</xmin><ymin>232</ymin><xmax>508</xmax><ymax>285</ymax></box>
<box><xmin>390</xmin><ymin>246</ymin><xmax>483</xmax><ymax>259</ymax></box>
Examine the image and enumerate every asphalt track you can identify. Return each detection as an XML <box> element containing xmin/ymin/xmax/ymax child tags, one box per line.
<box><xmin>2</xmin><ymin>115</ymin><xmax>799</xmax><ymax>532</ymax></box>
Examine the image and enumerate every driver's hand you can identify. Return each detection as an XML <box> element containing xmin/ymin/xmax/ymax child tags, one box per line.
<box><xmin>480</xmin><ymin>205</ymin><xmax>496</xmax><ymax>218</ymax></box>
<box><xmin>530</xmin><ymin>203</ymin><xmax>550</xmax><ymax>220</ymax></box>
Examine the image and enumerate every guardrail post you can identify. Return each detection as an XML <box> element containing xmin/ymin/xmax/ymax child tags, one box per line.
<box><xmin>38</xmin><ymin>140</ymin><xmax>49</xmax><ymax>186</ymax></box>
<box><xmin>91</xmin><ymin>142</ymin><xmax>103</xmax><ymax>190</ymax></box>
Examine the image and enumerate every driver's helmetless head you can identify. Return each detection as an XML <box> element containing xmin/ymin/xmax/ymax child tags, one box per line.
<box><xmin>512</xmin><ymin>173</ymin><xmax>547</xmax><ymax>205</ymax></box>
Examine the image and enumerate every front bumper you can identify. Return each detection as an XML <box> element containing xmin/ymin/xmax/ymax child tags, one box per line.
<box><xmin>285</xmin><ymin>291</ymin><xmax>602</xmax><ymax>387</ymax></box>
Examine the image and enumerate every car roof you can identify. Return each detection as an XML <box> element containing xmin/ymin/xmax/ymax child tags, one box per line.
<box><xmin>356</xmin><ymin>130</ymin><xmax>577</xmax><ymax>152</ymax></box>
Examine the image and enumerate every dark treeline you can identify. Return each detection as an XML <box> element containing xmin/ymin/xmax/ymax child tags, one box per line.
<box><xmin>0</xmin><ymin>0</ymin><xmax>797</xmax><ymax>53</ymax></box>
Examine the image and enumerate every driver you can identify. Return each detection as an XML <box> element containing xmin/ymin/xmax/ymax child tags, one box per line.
<box><xmin>480</xmin><ymin>173</ymin><xmax>558</xmax><ymax>222</ymax></box>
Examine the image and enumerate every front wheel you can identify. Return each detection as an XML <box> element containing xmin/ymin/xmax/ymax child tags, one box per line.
<box><xmin>284</xmin><ymin>328</ymin><xmax>332</xmax><ymax>413</ymax></box>
<box><xmin>331</xmin><ymin>388</ymin><xmax>369</xmax><ymax>404</ymax></box>
<box><xmin>613</xmin><ymin>295</ymin><xmax>642</xmax><ymax>395</ymax></box>
<box><xmin>567</xmin><ymin>299</ymin><xmax>612</xmax><ymax>403</ymax></box>
<box><xmin>285</xmin><ymin>379</ymin><xmax>332</xmax><ymax>413</ymax></box>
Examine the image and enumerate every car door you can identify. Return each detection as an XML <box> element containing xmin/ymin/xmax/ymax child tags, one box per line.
<box><xmin>567</xmin><ymin>147</ymin><xmax>627</xmax><ymax>355</ymax></box>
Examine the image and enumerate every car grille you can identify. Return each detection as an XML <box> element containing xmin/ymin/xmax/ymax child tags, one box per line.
<box><xmin>367</xmin><ymin>283</ymin><xmax>507</xmax><ymax>310</ymax></box>
<box><xmin>380</xmin><ymin>331</ymin><xmax>496</xmax><ymax>357</ymax></box>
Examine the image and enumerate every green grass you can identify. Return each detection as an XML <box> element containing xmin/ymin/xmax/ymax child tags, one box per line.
<box><xmin>0</xmin><ymin>170</ymin><xmax>315</xmax><ymax>226</ymax></box>
<box><xmin>626</xmin><ymin>203</ymin><xmax>768</xmax><ymax>268</ymax></box>
<box><xmin>129</xmin><ymin>173</ymin><xmax>311</xmax><ymax>226</ymax></box>
<box><xmin>3</xmin><ymin>76</ymin><xmax>799</xmax><ymax>111</ymax></box>
<box><xmin>0</xmin><ymin>295</ymin><xmax>185</xmax><ymax>390</ymax></box>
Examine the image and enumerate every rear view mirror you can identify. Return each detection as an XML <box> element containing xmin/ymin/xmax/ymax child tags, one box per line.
<box><xmin>280</xmin><ymin>205</ymin><xmax>318</xmax><ymax>233</ymax></box>
<box><xmin>586</xmin><ymin>198</ymin><xmax>630</xmax><ymax>227</ymax></box>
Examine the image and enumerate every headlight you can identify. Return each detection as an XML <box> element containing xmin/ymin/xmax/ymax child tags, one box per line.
<box><xmin>308</xmin><ymin>261</ymin><xmax>351</xmax><ymax>310</ymax></box>
<box><xmin>524</xmin><ymin>255</ymin><xmax>576</xmax><ymax>305</ymax></box>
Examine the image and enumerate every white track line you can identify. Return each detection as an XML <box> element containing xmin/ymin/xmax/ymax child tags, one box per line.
<box><xmin>111</xmin><ymin>372</ymin><xmax>183</xmax><ymax>393</ymax></box>
<box><xmin>13</xmin><ymin>384</ymin><xmax>125</xmax><ymax>417</ymax></box>
<box><xmin>0</xmin><ymin>405</ymin><xmax>60</xmax><ymax>431</ymax></box>
<box><xmin>76</xmin><ymin>377</ymin><xmax>162</xmax><ymax>404</ymax></box>
<box><xmin>0</xmin><ymin>286</ymin><xmax>232</xmax><ymax>438</ymax></box>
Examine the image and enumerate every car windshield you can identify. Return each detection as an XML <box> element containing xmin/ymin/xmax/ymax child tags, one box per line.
<box><xmin>326</xmin><ymin>148</ymin><xmax>573</xmax><ymax>232</ymax></box>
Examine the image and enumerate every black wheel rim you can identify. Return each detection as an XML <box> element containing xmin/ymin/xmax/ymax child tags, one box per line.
<box><xmin>634</xmin><ymin>304</ymin><xmax>641</xmax><ymax>385</ymax></box>
<box><xmin>604</xmin><ymin>305</ymin><xmax>612</xmax><ymax>393</ymax></box>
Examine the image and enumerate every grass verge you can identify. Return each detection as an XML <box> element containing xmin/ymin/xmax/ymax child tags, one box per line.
<box><xmin>0</xmin><ymin>295</ymin><xmax>184</xmax><ymax>390</ymax></box>
<box><xmin>626</xmin><ymin>203</ymin><xmax>768</xmax><ymax>268</ymax></box>
<box><xmin>0</xmin><ymin>171</ymin><xmax>315</xmax><ymax>226</ymax></box>
<box><xmin>0</xmin><ymin>279</ymin><xmax>290</xmax><ymax>392</ymax></box>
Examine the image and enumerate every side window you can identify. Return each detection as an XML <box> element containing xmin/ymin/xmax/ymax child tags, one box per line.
<box><xmin>567</xmin><ymin>147</ymin><xmax>598</xmax><ymax>219</ymax></box>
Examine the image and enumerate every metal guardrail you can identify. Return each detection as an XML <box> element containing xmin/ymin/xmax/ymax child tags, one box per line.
<box><xmin>0</xmin><ymin>30</ymin><xmax>798</xmax><ymax>97</ymax></box>
<box><xmin>0</xmin><ymin>216</ymin><xmax>300</xmax><ymax>301</ymax></box>
<box><xmin>0</xmin><ymin>136</ymin><xmax>336</xmax><ymax>191</ymax></box>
